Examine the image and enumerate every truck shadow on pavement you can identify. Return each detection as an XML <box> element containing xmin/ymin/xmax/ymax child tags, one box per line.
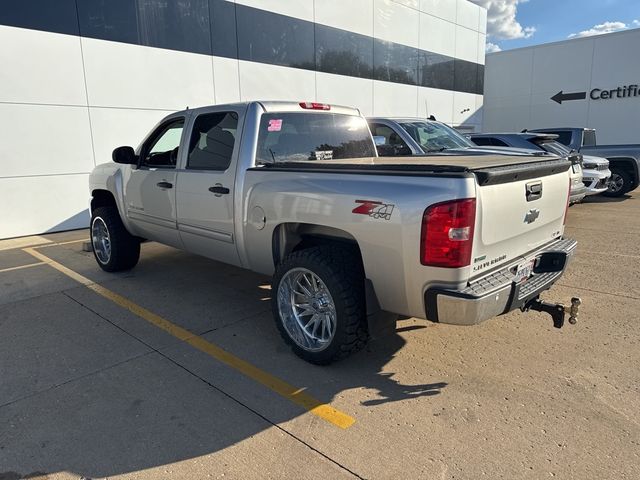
<box><xmin>0</xmin><ymin>243</ymin><xmax>446</xmax><ymax>479</ymax></box>
<box><xmin>581</xmin><ymin>193</ymin><xmax>633</xmax><ymax>203</ymax></box>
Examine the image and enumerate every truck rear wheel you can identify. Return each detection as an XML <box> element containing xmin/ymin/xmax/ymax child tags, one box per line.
<box><xmin>91</xmin><ymin>206</ymin><xmax>140</xmax><ymax>272</ymax></box>
<box><xmin>272</xmin><ymin>244</ymin><xmax>368</xmax><ymax>365</ymax></box>
<box><xmin>604</xmin><ymin>168</ymin><xmax>632</xmax><ymax>197</ymax></box>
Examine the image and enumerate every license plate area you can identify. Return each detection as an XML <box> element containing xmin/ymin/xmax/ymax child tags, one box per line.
<box><xmin>514</xmin><ymin>258</ymin><xmax>536</xmax><ymax>284</ymax></box>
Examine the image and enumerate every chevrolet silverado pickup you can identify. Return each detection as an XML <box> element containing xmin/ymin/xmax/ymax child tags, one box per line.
<box><xmin>531</xmin><ymin>127</ymin><xmax>639</xmax><ymax>197</ymax></box>
<box><xmin>89</xmin><ymin>101</ymin><xmax>580</xmax><ymax>364</ymax></box>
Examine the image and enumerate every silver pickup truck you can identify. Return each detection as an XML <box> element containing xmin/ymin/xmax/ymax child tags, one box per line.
<box><xmin>531</xmin><ymin>127</ymin><xmax>640</xmax><ymax>197</ymax></box>
<box><xmin>89</xmin><ymin>101</ymin><xmax>579</xmax><ymax>364</ymax></box>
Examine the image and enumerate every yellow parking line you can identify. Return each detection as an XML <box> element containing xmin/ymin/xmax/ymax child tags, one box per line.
<box><xmin>36</xmin><ymin>238</ymin><xmax>89</xmax><ymax>248</ymax></box>
<box><xmin>23</xmin><ymin>247</ymin><xmax>355</xmax><ymax>429</ymax></box>
<box><xmin>0</xmin><ymin>262</ymin><xmax>46</xmax><ymax>273</ymax></box>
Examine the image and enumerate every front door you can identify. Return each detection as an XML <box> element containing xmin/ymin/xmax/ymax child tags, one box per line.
<box><xmin>176</xmin><ymin>110</ymin><xmax>241</xmax><ymax>265</ymax></box>
<box><xmin>125</xmin><ymin>118</ymin><xmax>185</xmax><ymax>248</ymax></box>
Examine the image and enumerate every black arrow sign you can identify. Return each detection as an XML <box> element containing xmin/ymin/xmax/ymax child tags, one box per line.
<box><xmin>551</xmin><ymin>90</ymin><xmax>587</xmax><ymax>104</ymax></box>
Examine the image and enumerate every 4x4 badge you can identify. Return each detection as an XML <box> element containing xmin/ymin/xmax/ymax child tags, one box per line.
<box><xmin>352</xmin><ymin>200</ymin><xmax>395</xmax><ymax>220</ymax></box>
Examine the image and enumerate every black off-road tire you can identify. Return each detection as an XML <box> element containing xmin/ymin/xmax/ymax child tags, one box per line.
<box><xmin>91</xmin><ymin>206</ymin><xmax>140</xmax><ymax>272</ymax></box>
<box><xmin>271</xmin><ymin>244</ymin><xmax>369</xmax><ymax>365</ymax></box>
<box><xmin>603</xmin><ymin>168</ymin><xmax>632</xmax><ymax>197</ymax></box>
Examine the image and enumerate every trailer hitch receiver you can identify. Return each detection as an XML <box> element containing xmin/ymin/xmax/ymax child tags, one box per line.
<box><xmin>524</xmin><ymin>296</ymin><xmax>582</xmax><ymax>328</ymax></box>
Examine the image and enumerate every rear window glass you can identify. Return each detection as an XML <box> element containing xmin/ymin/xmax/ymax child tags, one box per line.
<box><xmin>553</xmin><ymin>131</ymin><xmax>573</xmax><ymax>146</ymax></box>
<box><xmin>583</xmin><ymin>130</ymin><xmax>596</xmax><ymax>147</ymax></box>
<box><xmin>256</xmin><ymin>113</ymin><xmax>376</xmax><ymax>164</ymax></box>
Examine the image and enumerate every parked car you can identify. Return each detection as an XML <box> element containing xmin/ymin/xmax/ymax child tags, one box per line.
<box><xmin>580</xmin><ymin>155</ymin><xmax>611</xmax><ymax>196</ymax></box>
<box><xmin>89</xmin><ymin>101</ymin><xmax>579</xmax><ymax>364</ymax></box>
<box><xmin>530</xmin><ymin>127</ymin><xmax>639</xmax><ymax>197</ymax></box>
<box><xmin>367</xmin><ymin>118</ymin><xmax>586</xmax><ymax>204</ymax></box>
<box><xmin>469</xmin><ymin>133</ymin><xmax>611</xmax><ymax>201</ymax></box>
<box><xmin>367</xmin><ymin>117</ymin><xmax>548</xmax><ymax>157</ymax></box>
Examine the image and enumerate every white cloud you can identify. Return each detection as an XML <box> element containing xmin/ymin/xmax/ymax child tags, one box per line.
<box><xmin>469</xmin><ymin>0</ymin><xmax>536</xmax><ymax>40</ymax></box>
<box><xmin>568</xmin><ymin>21</ymin><xmax>629</xmax><ymax>38</ymax></box>
<box><xmin>633</xmin><ymin>19</ymin><xmax>640</xmax><ymax>27</ymax></box>
<box><xmin>486</xmin><ymin>42</ymin><xmax>502</xmax><ymax>53</ymax></box>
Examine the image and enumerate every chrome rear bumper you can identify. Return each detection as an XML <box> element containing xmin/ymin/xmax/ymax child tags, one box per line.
<box><xmin>424</xmin><ymin>238</ymin><xmax>577</xmax><ymax>326</ymax></box>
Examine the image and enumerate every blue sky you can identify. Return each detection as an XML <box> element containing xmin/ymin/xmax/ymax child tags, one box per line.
<box><xmin>470</xmin><ymin>0</ymin><xmax>640</xmax><ymax>52</ymax></box>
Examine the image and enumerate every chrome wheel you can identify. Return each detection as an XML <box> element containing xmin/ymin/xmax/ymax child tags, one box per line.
<box><xmin>91</xmin><ymin>217</ymin><xmax>111</xmax><ymax>264</ymax></box>
<box><xmin>277</xmin><ymin>268</ymin><xmax>337</xmax><ymax>352</ymax></box>
<box><xmin>608</xmin><ymin>173</ymin><xmax>624</xmax><ymax>193</ymax></box>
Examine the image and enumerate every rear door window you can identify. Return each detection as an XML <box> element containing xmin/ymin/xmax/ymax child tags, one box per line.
<box><xmin>471</xmin><ymin>137</ymin><xmax>493</xmax><ymax>146</ymax></box>
<box><xmin>187</xmin><ymin>112</ymin><xmax>238</xmax><ymax>170</ymax></box>
<box><xmin>256</xmin><ymin>113</ymin><xmax>376</xmax><ymax>164</ymax></box>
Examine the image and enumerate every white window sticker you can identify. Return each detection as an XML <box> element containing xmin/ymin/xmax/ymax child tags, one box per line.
<box><xmin>313</xmin><ymin>150</ymin><xmax>333</xmax><ymax>160</ymax></box>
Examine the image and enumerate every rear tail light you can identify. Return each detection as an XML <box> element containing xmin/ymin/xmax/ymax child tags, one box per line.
<box><xmin>421</xmin><ymin>198</ymin><xmax>476</xmax><ymax>268</ymax></box>
<box><xmin>299</xmin><ymin>102</ymin><xmax>331</xmax><ymax>110</ymax></box>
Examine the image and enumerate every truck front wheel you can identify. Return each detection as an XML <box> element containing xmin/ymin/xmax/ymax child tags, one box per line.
<box><xmin>91</xmin><ymin>206</ymin><xmax>140</xmax><ymax>272</ymax></box>
<box><xmin>604</xmin><ymin>168</ymin><xmax>632</xmax><ymax>197</ymax></box>
<box><xmin>272</xmin><ymin>244</ymin><xmax>368</xmax><ymax>365</ymax></box>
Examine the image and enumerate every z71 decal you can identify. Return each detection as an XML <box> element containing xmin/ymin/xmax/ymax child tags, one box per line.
<box><xmin>352</xmin><ymin>200</ymin><xmax>395</xmax><ymax>220</ymax></box>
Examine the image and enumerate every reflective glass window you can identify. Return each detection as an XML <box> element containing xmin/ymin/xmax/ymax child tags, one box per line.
<box><xmin>373</xmin><ymin>39</ymin><xmax>419</xmax><ymax>86</ymax></box>
<box><xmin>419</xmin><ymin>52</ymin><xmax>454</xmax><ymax>90</ymax></box>
<box><xmin>315</xmin><ymin>24</ymin><xmax>373</xmax><ymax>79</ymax></box>
<box><xmin>256</xmin><ymin>113</ymin><xmax>376</xmax><ymax>164</ymax></box>
<box><xmin>187</xmin><ymin>112</ymin><xmax>238</xmax><ymax>170</ymax></box>
<box><xmin>77</xmin><ymin>0</ymin><xmax>211</xmax><ymax>54</ymax></box>
<box><xmin>236</xmin><ymin>5</ymin><xmax>315</xmax><ymax>70</ymax></box>
<box><xmin>210</xmin><ymin>0</ymin><xmax>238</xmax><ymax>58</ymax></box>
<box><xmin>453</xmin><ymin>59</ymin><xmax>479</xmax><ymax>94</ymax></box>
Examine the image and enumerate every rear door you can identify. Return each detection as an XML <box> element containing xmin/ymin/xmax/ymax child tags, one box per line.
<box><xmin>175</xmin><ymin>108</ymin><xmax>243</xmax><ymax>266</ymax></box>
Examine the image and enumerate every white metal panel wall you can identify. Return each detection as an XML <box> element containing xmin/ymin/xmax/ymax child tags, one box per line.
<box><xmin>483</xmin><ymin>28</ymin><xmax>640</xmax><ymax>144</ymax></box>
<box><xmin>0</xmin><ymin>0</ymin><xmax>486</xmax><ymax>239</ymax></box>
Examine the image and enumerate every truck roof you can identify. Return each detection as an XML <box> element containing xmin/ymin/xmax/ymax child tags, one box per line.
<box><xmin>472</xmin><ymin>132</ymin><xmax>560</xmax><ymax>142</ymax></box>
<box><xmin>531</xmin><ymin>127</ymin><xmax>595</xmax><ymax>132</ymax></box>
<box><xmin>177</xmin><ymin>101</ymin><xmax>361</xmax><ymax>116</ymax></box>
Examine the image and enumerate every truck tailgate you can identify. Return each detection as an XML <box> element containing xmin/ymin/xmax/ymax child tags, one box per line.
<box><xmin>471</xmin><ymin>162</ymin><xmax>569</xmax><ymax>278</ymax></box>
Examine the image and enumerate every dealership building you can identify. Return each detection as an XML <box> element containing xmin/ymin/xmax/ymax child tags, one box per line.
<box><xmin>483</xmin><ymin>28</ymin><xmax>640</xmax><ymax>145</ymax></box>
<box><xmin>0</xmin><ymin>0</ymin><xmax>486</xmax><ymax>239</ymax></box>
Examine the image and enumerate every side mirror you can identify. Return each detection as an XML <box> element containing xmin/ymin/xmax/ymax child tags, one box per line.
<box><xmin>372</xmin><ymin>135</ymin><xmax>386</xmax><ymax>146</ymax></box>
<box><xmin>112</xmin><ymin>146</ymin><xmax>137</xmax><ymax>165</ymax></box>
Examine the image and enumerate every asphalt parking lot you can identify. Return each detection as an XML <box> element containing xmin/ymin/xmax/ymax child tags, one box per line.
<box><xmin>1</xmin><ymin>192</ymin><xmax>639</xmax><ymax>480</ymax></box>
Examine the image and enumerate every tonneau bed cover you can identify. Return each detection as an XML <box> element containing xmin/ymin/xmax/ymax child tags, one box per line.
<box><xmin>259</xmin><ymin>155</ymin><xmax>571</xmax><ymax>186</ymax></box>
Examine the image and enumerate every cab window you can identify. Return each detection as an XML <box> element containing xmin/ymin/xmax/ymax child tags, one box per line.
<box><xmin>187</xmin><ymin>112</ymin><xmax>238</xmax><ymax>170</ymax></box>
<box><xmin>369</xmin><ymin>123</ymin><xmax>411</xmax><ymax>156</ymax></box>
<box><xmin>141</xmin><ymin>119</ymin><xmax>185</xmax><ymax>168</ymax></box>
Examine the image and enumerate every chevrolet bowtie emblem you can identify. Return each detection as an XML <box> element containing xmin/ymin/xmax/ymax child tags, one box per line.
<box><xmin>524</xmin><ymin>208</ymin><xmax>540</xmax><ymax>224</ymax></box>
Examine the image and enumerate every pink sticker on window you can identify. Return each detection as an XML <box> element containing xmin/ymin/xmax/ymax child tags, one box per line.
<box><xmin>267</xmin><ymin>119</ymin><xmax>283</xmax><ymax>132</ymax></box>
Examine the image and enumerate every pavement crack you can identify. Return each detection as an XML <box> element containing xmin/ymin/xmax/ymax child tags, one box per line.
<box><xmin>157</xmin><ymin>354</ymin><xmax>366</xmax><ymax>480</ymax></box>
<box><xmin>61</xmin><ymin>291</ymin><xmax>365</xmax><ymax>479</ymax></box>
<box><xmin>0</xmin><ymin>350</ymin><xmax>154</xmax><ymax>410</ymax></box>
<box><xmin>557</xmin><ymin>283</ymin><xmax>640</xmax><ymax>301</ymax></box>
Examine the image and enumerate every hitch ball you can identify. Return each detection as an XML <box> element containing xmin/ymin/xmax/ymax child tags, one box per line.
<box><xmin>565</xmin><ymin>297</ymin><xmax>582</xmax><ymax>325</ymax></box>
